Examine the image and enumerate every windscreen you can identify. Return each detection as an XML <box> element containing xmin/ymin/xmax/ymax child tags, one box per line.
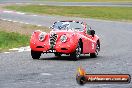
<box><xmin>52</xmin><ymin>21</ymin><xmax>84</xmax><ymax>31</ymax></box>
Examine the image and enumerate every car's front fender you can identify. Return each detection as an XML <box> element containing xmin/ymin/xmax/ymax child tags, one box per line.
<box><xmin>30</xmin><ymin>30</ymin><xmax>50</xmax><ymax>51</ymax></box>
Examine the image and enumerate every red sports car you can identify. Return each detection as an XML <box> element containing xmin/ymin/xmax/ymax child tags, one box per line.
<box><xmin>30</xmin><ymin>21</ymin><xmax>100</xmax><ymax>60</ymax></box>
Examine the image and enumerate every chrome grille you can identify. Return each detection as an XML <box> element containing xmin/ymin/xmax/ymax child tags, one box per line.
<box><xmin>50</xmin><ymin>33</ymin><xmax>57</xmax><ymax>49</ymax></box>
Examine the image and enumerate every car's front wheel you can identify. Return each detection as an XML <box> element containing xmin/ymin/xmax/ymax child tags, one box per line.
<box><xmin>31</xmin><ymin>50</ymin><xmax>41</xmax><ymax>59</ymax></box>
<box><xmin>71</xmin><ymin>42</ymin><xmax>82</xmax><ymax>61</ymax></box>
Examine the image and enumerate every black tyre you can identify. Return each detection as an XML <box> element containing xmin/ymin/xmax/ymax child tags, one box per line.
<box><xmin>90</xmin><ymin>43</ymin><xmax>100</xmax><ymax>58</ymax></box>
<box><xmin>31</xmin><ymin>50</ymin><xmax>41</xmax><ymax>59</ymax></box>
<box><xmin>54</xmin><ymin>52</ymin><xmax>62</xmax><ymax>57</ymax></box>
<box><xmin>70</xmin><ymin>42</ymin><xmax>82</xmax><ymax>61</ymax></box>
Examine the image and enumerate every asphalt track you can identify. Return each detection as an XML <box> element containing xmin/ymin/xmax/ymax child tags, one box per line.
<box><xmin>0</xmin><ymin>1</ymin><xmax>132</xmax><ymax>88</ymax></box>
<box><xmin>0</xmin><ymin>0</ymin><xmax>132</xmax><ymax>7</ymax></box>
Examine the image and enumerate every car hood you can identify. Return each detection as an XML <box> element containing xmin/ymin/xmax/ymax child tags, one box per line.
<box><xmin>50</xmin><ymin>30</ymin><xmax>82</xmax><ymax>35</ymax></box>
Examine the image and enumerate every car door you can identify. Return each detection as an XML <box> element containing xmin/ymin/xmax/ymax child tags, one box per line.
<box><xmin>84</xmin><ymin>24</ymin><xmax>93</xmax><ymax>53</ymax></box>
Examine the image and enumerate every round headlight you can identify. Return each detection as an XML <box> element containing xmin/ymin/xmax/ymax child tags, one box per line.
<box><xmin>60</xmin><ymin>35</ymin><xmax>67</xmax><ymax>43</ymax></box>
<box><xmin>39</xmin><ymin>32</ymin><xmax>46</xmax><ymax>41</ymax></box>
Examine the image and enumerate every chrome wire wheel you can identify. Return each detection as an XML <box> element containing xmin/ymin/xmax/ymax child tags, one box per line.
<box><xmin>95</xmin><ymin>44</ymin><xmax>100</xmax><ymax>56</ymax></box>
<box><xmin>90</xmin><ymin>43</ymin><xmax>100</xmax><ymax>58</ymax></box>
<box><xmin>76</xmin><ymin>43</ymin><xmax>81</xmax><ymax>58</ymax></box>
<box><xmin>71</xmin><ymin>42</ymin><xmax>81</xmax><ymax>61</ymax></box>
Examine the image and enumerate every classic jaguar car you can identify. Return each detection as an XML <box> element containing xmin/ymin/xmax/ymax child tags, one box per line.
<box><xmin>30</xmin><ymin>21</ymin><xmax>100</xmax><ymax>60</ymax></box>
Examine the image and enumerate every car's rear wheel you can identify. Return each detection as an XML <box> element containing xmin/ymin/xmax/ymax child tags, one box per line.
<box><xmin>90</xmin><ymin>43</ymin><xmax>100</xmax><ymax>58</ymax></box>
<box><xmin>31</xmin><ymin>50</ymin><xmax>41</xmax><ymax>59</ymax></box>
<box><xmin>54</xmin><ymin>52</ymin><xmax>62</xmax><ymax>57</ymax></box>
<box><xmin>71</xmin><ymin>42</ymin><xmax>81</xmax><ymax>61</ymax></box>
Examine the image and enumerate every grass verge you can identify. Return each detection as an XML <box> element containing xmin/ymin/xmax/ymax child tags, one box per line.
<box><xmin>4</xmin><ymin>5</ymin><xmax>132</xmax><ymax>21</ymax></box>
<box><xmin>0</xmin><ymin>30</ymin><xmax>30</xmax><ymax>52</ymax></box>
<box><xmin>0</xmin><ymin>20</ymin><xmax>50</xmax><ymax>52</ymax></box>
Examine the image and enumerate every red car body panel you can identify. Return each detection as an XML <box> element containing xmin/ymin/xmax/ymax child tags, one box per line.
<box><xmin>30</xmin><ymin>21</ymin><xmax>100</xmax><ymax>55</ymax></box>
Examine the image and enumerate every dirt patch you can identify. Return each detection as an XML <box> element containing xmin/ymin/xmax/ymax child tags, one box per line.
<box><xmin>0</xmin><ymin>20</ymin><xmax>50</xmax><ymax>35</ymax></box>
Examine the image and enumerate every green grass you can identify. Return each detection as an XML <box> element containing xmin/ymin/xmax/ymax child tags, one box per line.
<box><xmin>4</xmin><ymin>5</ymin><xmax>132</xmax><ymax>21</ymax></box>
<box><xmin>35</xmin><ymin>0</ymin><xmax>132</xmax><ymax>2</ymax></box>
<box><xmin>0</xmin><ymin>30</ymin><xmax>30</xmax><ymax>52</ymax></box>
